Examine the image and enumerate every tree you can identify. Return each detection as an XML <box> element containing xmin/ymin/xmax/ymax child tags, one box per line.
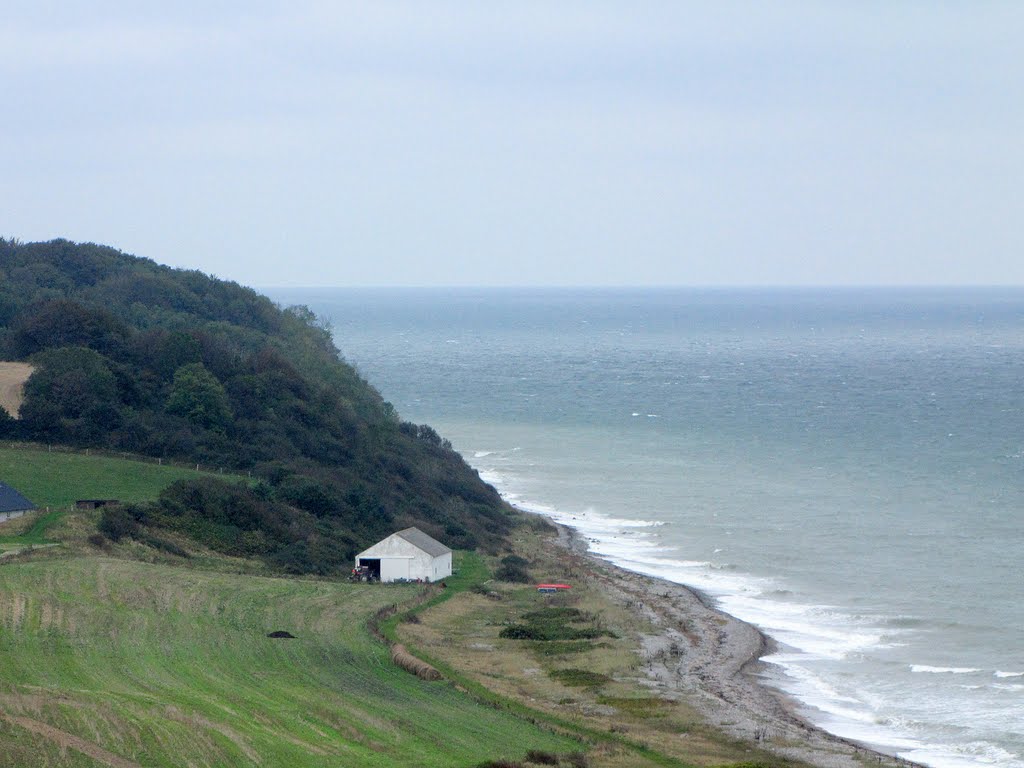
<box><xmin>165</xmin><ymin>363</ymin><xmax>232</xmax><ymax>432</ymax></box>
<box><xmin>20</xmin><ymin>346</ymin><xmax>121</xmax><ymax>442</ymax></box>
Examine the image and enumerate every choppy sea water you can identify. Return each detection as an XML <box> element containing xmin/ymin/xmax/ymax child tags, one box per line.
<box><xmin>268</xmin><ymin>287</ymin><xmax>1024</xmax><ymax>768</ymax></box>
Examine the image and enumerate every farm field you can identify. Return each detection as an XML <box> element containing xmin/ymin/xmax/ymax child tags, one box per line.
<box><xmin>0</xmin><ymin>362</ymin><xmax>32</xmax><ymax>419</ymax></box>
<box><xmin>0</xmin><ymin>555</ymin><xmax>579</xmax><ymax>767</ymax></box>
<box><xmin>0</xmin><ymin>446</ymin><xmax>239</xmax><ymax>546</ymax></box>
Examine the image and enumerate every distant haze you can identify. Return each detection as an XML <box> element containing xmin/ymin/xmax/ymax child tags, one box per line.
<box><xmin>3</xmin><ymin>2</ymin><xmax>1022</xmax><ymax>287</ymax></box>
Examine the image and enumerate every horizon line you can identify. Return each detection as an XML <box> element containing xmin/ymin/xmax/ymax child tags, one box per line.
<box><xmin>255</xmin><ymin>283</ymin><xmax>1024</xmax><ymax>291</ymax></box>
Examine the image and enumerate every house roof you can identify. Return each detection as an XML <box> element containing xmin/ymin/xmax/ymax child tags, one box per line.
<box><xmin>0</xmin><ymin>482</ymin><xmax>36</xmax><ymax>513</ymax></box>
<box><xmin>395</xmin><ymin>527</ymin><xmax>451</xmax><ymax>558</ymax></box>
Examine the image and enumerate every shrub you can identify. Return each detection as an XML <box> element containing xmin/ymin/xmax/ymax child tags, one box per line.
<box><xmin>525</xmin><ymin>750</ymin><xmax>560</xmax><ymax>765</ymax></box>
<box><xmin>494</xmin><ymin>554</ymin><xmax>531</xmax><ymax>583</ymax></box>
<box><xmin>596</xmin><ymin>695</ymin><xmax>674</xmax><ymax>719</ymax></box>
<box><xmin>98</xmin><ymin>505</ymin><xmax>138</xmax><ymax>542</ymax></box>
<box><xmin>548</xmin><ymin>669</ymin><xmax>610</xmax><ymax>688</ymax></box>
<box><xmin>499</xmin><ymin>607</ymin><xmax>610</xmax><ymax>642</ymax></box>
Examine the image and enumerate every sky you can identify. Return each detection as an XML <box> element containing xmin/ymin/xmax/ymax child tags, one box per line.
<box><xmin>2</xmin><ymin>2</ymin><xmax>1023</xmax><ymax>287</ymax></box>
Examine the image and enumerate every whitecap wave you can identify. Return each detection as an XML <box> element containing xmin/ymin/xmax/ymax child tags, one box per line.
<box><xmin>464</xmin><ymin>447</ymin><xmax>1024</xmax><ymax>768</ymax></box>
<box><xmin>904</xmin><ymin>740</ymin><xmax>1021</xmax><ymax>768</ymax></box>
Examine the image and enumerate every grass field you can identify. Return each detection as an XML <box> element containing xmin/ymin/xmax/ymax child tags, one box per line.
<box><xmin>0</xmin><ymin>446</ymin><xmax>239</xmax><ymax>546</ymax></box>
<box><xmin>0</xmin><ymin>555</ymin><xmax>579</xmax><ymax>767</ymax></box>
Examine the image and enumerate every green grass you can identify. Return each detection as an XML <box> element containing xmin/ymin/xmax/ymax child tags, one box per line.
<box><xmin>597</xmin><ymin>696</ymin><xmax>676</xmax><ymax>719</ymax></box>
<box><xmin>0</xmin><ymin>556</ymin><xmax>577</xmax><ymax>767</ymax></box>
<box><xmin>391</xmin><ymin>555</ymin><xmax>693</xmax><ymax>768</ymax></box>
<box><xmin>498</xmin><ymin>606</ymin><xmax>611</xmax><ymax>642</ymax></box>
<box><xmin>548</xmin><ymin>669</ymin><xmax>611</xmax><ymax>689</ymax></box>
<box><xmin>0</xmin><ymin>445</ymin><xmax>237</xmax><ymax>544</ymax></box>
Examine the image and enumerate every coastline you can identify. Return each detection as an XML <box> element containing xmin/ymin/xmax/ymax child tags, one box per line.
<box><xmin>549</xmin><ymin>519</ymin><xmax>923</xmax><ymax>768</ymax></box>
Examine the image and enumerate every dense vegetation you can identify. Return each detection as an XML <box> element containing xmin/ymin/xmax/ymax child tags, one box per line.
<box><xmin>0</xmin><ymin>239</ymin><xmax>511</xmax><ymax>569</ymax></box>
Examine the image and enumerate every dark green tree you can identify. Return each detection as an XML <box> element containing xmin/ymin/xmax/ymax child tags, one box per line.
<box><xmin>165</xmin><ymin>363</ymin><xmax>232</xmax><ymax>432</ymax></box>
<box><xmin>20</xmin><ymin>346</ymin><xmax>121</xmax><ymax>442</ymax></box>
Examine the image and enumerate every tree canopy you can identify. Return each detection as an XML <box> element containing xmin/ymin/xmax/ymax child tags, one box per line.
<box><xmin>0</xmin><ymin>239</ymin><xmax>511</xmax><ymax>569</ymax></box>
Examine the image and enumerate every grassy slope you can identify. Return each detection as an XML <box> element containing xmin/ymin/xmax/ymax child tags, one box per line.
<box><xmin>0</xmin><ymin>446</ymin><xmax>236</xmax><ymax>546</ymax></box>
<box><xmin>0</xmin><ymin>555</ymin><xmax>578</xmax><ymax>767</ymax></box>
<box><xmin>399</xmin><ymin>527</ymin><xmax>807</xmax><ymax>768</ymax></box>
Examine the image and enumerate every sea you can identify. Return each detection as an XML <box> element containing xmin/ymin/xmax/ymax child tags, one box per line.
<box><xmin>267</xmin><ymin>287</ymin><xmax>1024</xmax><ymax>768</ymax></box>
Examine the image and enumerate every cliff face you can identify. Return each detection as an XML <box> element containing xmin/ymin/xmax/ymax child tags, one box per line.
<box><xmin>0</xmin><ymin>238</ymin><xmax>510</xmax><ymax>567</ymax></box>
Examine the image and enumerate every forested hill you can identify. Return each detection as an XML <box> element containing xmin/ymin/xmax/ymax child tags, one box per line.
<box><xmin>0</xmin><ymin>238</ymin><xmax>511</xmax><ymax>569</ymax></box>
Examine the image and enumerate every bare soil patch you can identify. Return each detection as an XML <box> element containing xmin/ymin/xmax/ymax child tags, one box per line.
<box><xmin>0</xmin><ymin>362</ymin><xmax>34</xmax><ymax>419</ymax></box>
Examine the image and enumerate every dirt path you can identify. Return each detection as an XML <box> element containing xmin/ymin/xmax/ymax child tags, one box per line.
<box><xmin>0</xmin><ymin>362</ymin><xmax>34</xmax><ymax>418</ymax></box>
<box><xmin>1</xmin><ymin>712</ymin><xmax>143</xmax><ymax>768</ymax></box>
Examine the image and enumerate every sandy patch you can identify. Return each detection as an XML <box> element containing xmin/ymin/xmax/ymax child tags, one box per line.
<box><xmin>0</xmin><ymin>362</ymin><xmax>34</xmax><ymax>418</ymax></box>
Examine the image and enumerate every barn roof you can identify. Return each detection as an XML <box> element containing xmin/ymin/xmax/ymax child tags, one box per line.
<box><xmin>395</xmin><ymin>527</ymin><xmax>451</xmax><ymax>558</ymax></box>
<box><xmin>0</xmin><ymin>482</ymin><xmax>36</xmax><ymax>513</ymax></box>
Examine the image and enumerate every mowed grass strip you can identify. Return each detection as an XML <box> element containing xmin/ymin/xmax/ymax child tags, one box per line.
<box><xmin>0</xmin><ymin>557</ymin><xmax>577</xmax><ymax>767</ymax></box>
<box><xmin>0</xmin><ymin>446</ymin><xmax>238</xmax><ymax>544</ymax></box>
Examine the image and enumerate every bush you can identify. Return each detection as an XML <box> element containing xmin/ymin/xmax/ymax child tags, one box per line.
<box><xmin>548</xmin><ymin>669</ymin><xmax>610</xmax><ymax>688</ymax></box>
<box><xmin>98</xmin><ymin>505</ymin><xmax>138</xmax><ymax>542</ymax></box>
<box><xmin>499</xmin><ymin>607</ymin><xmax>610</xmax><ymax>642</ymax></box>
<box><xmin>494</xmin><ymin>554</ymin><xmax>531</xmax><ymax>583</ymax></box>
<box><xmin>525</xmin><ymin>750</ymin><xmax>560</xmax><ymax>765</ymax></box>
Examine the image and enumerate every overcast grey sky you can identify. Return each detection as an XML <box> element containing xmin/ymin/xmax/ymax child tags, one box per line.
<box><xmin>3</xmin><ymin>2</ymin><xmax>1022</xmax><ymax>286</ymax></box>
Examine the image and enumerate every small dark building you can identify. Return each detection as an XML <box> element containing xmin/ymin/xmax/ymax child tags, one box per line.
<box><xmin>0</xmin><ymin>482</ymin><xmax>37</xmax><ymax>523</ymax></box>
<box><xmin>75</xmin><ymin>499</ymin><xmax>120</xmax><ymax>511</ymax></box>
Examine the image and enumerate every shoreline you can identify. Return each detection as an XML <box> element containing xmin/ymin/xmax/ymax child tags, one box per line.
<box><xmin>549</xmin><ymin>519</ymin><xmax>925</xmax><ymax>768</ymax></box>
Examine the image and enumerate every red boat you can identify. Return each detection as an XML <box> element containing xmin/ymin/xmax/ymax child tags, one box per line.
<box><xmin>536</xmin><ymin>583</ymin><xmax>572</xmax><ymax>592</ymax></box>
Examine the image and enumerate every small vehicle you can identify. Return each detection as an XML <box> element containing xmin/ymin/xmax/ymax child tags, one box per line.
<box><xmin>350</xmin><ymin>565</ymin><xmax>377</xmax><ymax>583</ymax></box>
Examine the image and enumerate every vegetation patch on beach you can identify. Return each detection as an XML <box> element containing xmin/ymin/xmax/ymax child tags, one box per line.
<box><xmin>548</xmin><ymin>669</ymin><xmax>611</xmax><ymax>689</ymax></box>
<box><xmin>499</xmin><ymin>607</ymin><xmax>614</xmax><ymax>642</ymax></box>
<box><xmin>596</xmin><ymin>696</ymin><xmax>676</xmax><ymax>719</ymax></box>
<box><xmin>526</xmin><ymin>640</ymin><xmax>607</xmax><ymax>657</ymax></box>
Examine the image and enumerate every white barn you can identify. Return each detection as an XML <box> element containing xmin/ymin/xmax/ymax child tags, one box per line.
<box><xmin>354</xmin><ymin>527</ymin><xmax>452</xmax><ymax>583</ymax></box>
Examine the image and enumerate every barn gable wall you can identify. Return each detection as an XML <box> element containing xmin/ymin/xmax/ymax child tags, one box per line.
<box><xmin>355</xmin><ymin>532</ymin><xmax>452</xmax><ymax>583</ymax></box>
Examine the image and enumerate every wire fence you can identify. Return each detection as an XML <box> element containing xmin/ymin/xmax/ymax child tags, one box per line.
<box><xmin>1</xmin><ymin>440</ymin><xmax>253</xmax><ymax>480</ymax></box>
